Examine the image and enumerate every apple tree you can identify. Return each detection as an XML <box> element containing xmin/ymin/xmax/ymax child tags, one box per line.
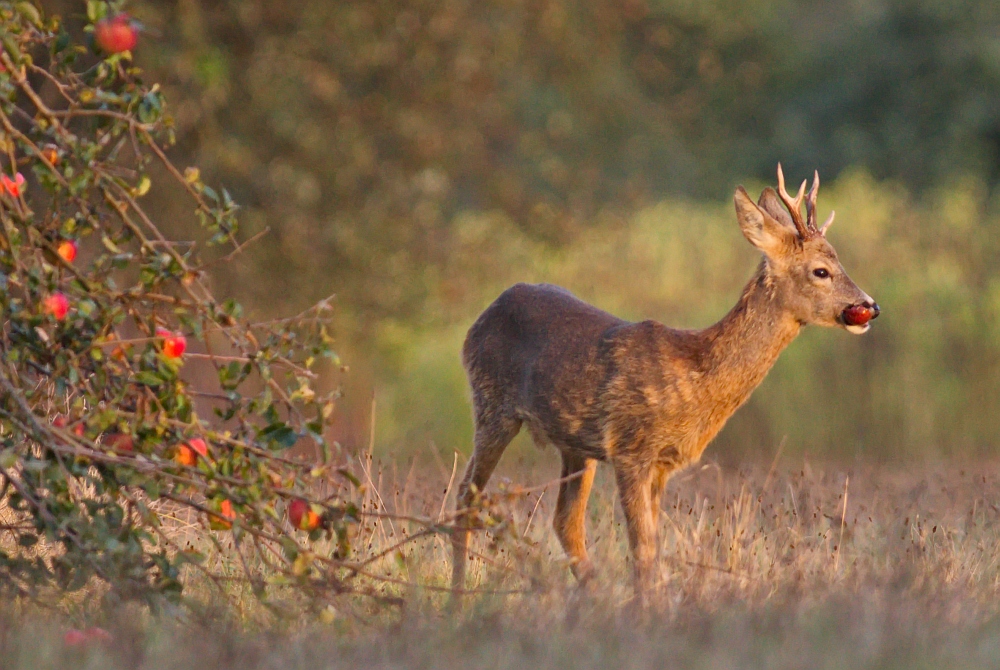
<box><xmin>0</xmin><ymin>1</ymin><xmax>397</xmax><ymax>611</ymax></box>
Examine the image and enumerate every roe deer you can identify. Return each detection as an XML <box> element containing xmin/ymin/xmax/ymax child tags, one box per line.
<box><xmin>451</xmin><ymin>165</ymin><xmax>879</xmax><ymax>595</ymax></box>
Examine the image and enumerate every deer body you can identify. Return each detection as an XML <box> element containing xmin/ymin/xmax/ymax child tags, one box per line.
<box><xmin>451</xmin><ymin>167</ymin><xmax>879</xmax><ymax>595</ymax></box>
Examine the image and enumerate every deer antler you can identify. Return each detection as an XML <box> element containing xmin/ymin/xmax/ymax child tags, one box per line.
<box><xmin>805</xmin><ymin>169</ymin><xmax>835</xmax><ymax>237</ymax></box>
<box><xmin>776</xmin><ymin>163</ymin><xmax>809</xmax><ymax>238</ymax></box>
<box><xmin>777</xmin><ymin>164</ymin><xmax>834</xmax><ymax>238</ymax></box>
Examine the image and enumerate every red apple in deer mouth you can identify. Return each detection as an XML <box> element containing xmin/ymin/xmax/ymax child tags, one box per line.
<box><xmin>842</xmin><ymin>305</ymin><xmax>873</xmax><ymax>327</ymax></box>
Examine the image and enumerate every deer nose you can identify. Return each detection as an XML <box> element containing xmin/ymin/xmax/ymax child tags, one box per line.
<box><xmin>865</xmin><ymin>301</ymin><xmax>880</xmax><ymax>319</ymax></box>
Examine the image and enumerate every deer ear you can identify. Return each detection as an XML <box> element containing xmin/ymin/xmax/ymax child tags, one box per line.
<box><xmin>757</xmin><ymin>187</ymin><xmax>796</xmax><ymax>230</ymax></box>
<box><xmin>734</xmin><ymin>186</ymin><xmax>796</xmax><ymax>257</ymax></box>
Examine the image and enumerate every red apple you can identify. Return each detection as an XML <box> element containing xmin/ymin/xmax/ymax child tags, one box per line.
<box><xmin>289</xmin><ymin>498</ymin><xmax>321</xmax><ymax>531</ymax></box>
<box><xmin>843</xmin><ymin>305</ymin><xmax>873</xmax><ymax>327</ymax></box>
<box><xmin>57</xmin><ymin>240</ymin><xmax>77</xmax><ymax>263</ymax></box>
<box><xmin>95</xmin><ymin>14</ymin><xmax>138</xmax><ymax>54</ymax></box>
<box><xmin>174</xmin><ymin>444</ymin><xmax>196</xmax><ymax>467</ymax></box>
<box><xmin>174</xmin><ymin>439</ymin><xmax>207</xmax><ymax>466</ymax></box>
<box><xmin>187</xmin><ymin>438</ymin><xmax>208</xmax><ymax>457</ymax></box>
<box><xmin>54</xmin><ymin>415</ymin><xmax>86</xmax><ymax>437</ymax></box>
<box><xmin>164</xmin><ymin>335</ymin><xmax>186</xmax><ymax>358</ymax></box>
<box><xmin>157</xmin><ymin>328</ymin><xmax>187</xmax><ymax>358</ymax></box>
<box><xmin>1</xmin><ymin>172</ymin><xmax>25</xmax><ymax>198</ymax></box>
<box><xmin>105</xmin><ymin>432</ymin><xmax>134</xmax><ymax>452</ymax></box>
<box><xmin>43</xmin><ymin>292</ymin><xmax>70</xmax><ymax>320</ymax></box>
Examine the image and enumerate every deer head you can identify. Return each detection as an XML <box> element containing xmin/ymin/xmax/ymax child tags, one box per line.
<box><xmin>733</xmin><ymin>164</ymin><xmax>879</xmax><ymax>334</ymax></box>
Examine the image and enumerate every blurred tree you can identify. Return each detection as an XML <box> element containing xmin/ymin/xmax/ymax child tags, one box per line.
<box><xmin>33</xmin><ymin>0</ymin><xmax>1000</xmax><ymax>457</ymax></box>
<box><xmin>39</xmin><ymin>0</ymin><xmax>1000</xmax><ymax>321</ymax></box>
<box><xmin>40</xmin><ymin>0</ymin><xmax>782</xmax><ymax>321</ymax></box>
<box><xmin>767</xmin><ymin>0</ymin><xmax>1000</xmax><ymax>189</ymax></box>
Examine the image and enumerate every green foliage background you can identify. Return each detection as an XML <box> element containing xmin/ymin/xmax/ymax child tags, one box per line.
<box><xmin>39</xmin><ymin>0</ymin><xmax>1000</xmax><ymax>460</ymax></box>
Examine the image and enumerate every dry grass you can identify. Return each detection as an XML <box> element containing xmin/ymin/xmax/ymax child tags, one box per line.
<box><xmin>6</xmin><ymin>452</ymin><xmax>1000</xmax><ymax>668</ymax></box>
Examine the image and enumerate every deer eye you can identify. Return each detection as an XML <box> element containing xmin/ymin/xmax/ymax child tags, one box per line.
<box><xmin>812</xmin><ymin>268</ymin><xmax>831</xmax><ymax>279</ymax></box>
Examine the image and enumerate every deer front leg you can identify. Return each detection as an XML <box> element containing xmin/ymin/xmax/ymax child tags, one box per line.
<box><xmin>452</xmin><ymin>414</ymin><xmax>521</xmax><ymax>593</ymax></box>
<box><xmin>553</xmin><ymin>452</ymin><xmax>598</xmax><ymax>582</ymax></box>
<box><xmin>614</xmin><ymin>463</ymin><xmax>657</xmax><ymax>598</ymax></box>
<box><xmin>648</xmin><ymin>464</ymin><xmax>674</xmax><ymax>569</ymax></box>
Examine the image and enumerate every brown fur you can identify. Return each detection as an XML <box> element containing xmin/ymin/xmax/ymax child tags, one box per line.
<box><xmin>451</xmin><ymin>169</ymin><xmax>879</xmax><ymax>597</ymax></box>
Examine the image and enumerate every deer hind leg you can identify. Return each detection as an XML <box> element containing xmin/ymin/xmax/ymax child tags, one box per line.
<box><xmin>552</xmin><ymin>452</ymin><xmax>598</xmax><ymax>582</ymax></box>
<box><xmin>451</xmin><ymin>412</ymin><xmax>521</xmax><ymax>591</ymax></box>
<box><xmin>613</xmin><ymin>464</ymin><xmax>658</xmax><ymax>598</ymax></box>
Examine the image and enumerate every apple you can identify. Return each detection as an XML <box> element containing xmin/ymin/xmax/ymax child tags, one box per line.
<box><xmin>174</xmin><ymin>438</ymin><xmax>207</xmax><ymax>466</ymax></box>
<box><xmin>164</xmin><ymin>334</ymin><xmax>186</xmax><ymax>358</ymax></box>
<box><xmin>43</xmin><ymin>292</ymin><xmax>70</xmax><ymax>320</ymax></box>
<box><xmin>843</xmin><ymin>305</ymin><xmax>873</xmax><ymax>327</ymax></box>
<box><xmin>41</xmin><ymin>144</ymin><xmax>60</xmax><ymax>166</ymax></box>
<box><xmin>95</xmin><ymin>14</ymin><xmax>138</xmax><ymax>54</ymax></box>
<box><xmin>157</xmin><ymin>328</ymin><xmax>187</xmax><ymax>358</ymax></box>
<box><xmin>174</xmin><ymin>445</ymin><xmax>196</xmax><ymax>466</ymax></box>
<box><xmin>57</xmin><ymin>240</ymin><xmax>77</xmax><ymax>263</ymax></box>
<box><xmin>1</xmin><ymin>172</ymin><xmax>25</xmax><ymax>198</ymax></box>
<box><xmin>54</xmin><ymin>415</ymin><xmax>86</xmax><ymax>437</ymax></box>
<box><xmin>105</xmin><ymin>433</ymin><xmax>134</xmax><ymax>452</ymax></box>
<box><xmin>289</xmin><ymin>498</ymin><xmax>321</xmax><ymax>531</ymax></box>
<box><xmin>210</xmin><ymin>499</ymin><xmax>235</xmax><ymax>530</ymax></box>
<box><xmin>187</xmin><ymin>438</ymin><xmax>208</xmax><ymax>457</ymax></box>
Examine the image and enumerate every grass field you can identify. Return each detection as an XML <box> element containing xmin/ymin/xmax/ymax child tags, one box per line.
<box><xmin>5</xmin><ymin>452</ymin><xmax>1000</xmax><ymax>669</ymax></box>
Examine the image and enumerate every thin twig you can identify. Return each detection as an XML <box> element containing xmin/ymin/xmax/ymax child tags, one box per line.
<box><xmin>438</xmin><ymin>451</ymin><xmax>459</xmax><ymax>522</ymax></box>
<box><xmin>835</xmin><ymin>475</ymin><xmax>849</xmax><ymax>572</ymax></box>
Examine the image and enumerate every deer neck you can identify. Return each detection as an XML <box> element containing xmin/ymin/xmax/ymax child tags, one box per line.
<box><xmin>696</xmin><ymin>259</ymin><xmax>801</xmax><ymax>405</ymax></box>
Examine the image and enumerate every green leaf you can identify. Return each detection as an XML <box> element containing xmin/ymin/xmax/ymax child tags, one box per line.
<box><xmin>0</xmin><ymin>449</ymin><xmax>17</xmax><ymax>469</ymax></box>
<box><xmin>86</xmin><ymin>0</ymin><xmax>102</xmax><ymax>22</ymax></box>
<box><xmin>54</xmin><ymin>31</ymin><xmax>70</xmax><ymax>53</ymax></box>
<box><xmin>259</xmin><ymin>423</ymin><xmax>297</xmax><ymax>449</ymax></box>
<box><xmin>101</xmin><ymin>235</ymin><xmax>121</xmax><ymax>254</ymax></box>
<box><xmin>134</xmin><ymin>371</ymin><xmax>163</xmax><ymax>387</ymax></box>
<box><xmin>16</xmin><ymin>3</ymin><xmax>41</xmax><ymax>26</ymax></box>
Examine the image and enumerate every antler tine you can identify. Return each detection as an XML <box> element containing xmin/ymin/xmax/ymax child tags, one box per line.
<box><xmin>820</xmin><ymin>211</ymin><xmax>835</xmax><ymax>236</ymax></box>
<box><xmin>805</xmin><ymin>170</ymin><xmax>820</xmax><ymax>230</ymax></box>
<box><xmin>775</xmin><ymin>163</ymin><xmax>810</xmax><ymax>238</ymax></box>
